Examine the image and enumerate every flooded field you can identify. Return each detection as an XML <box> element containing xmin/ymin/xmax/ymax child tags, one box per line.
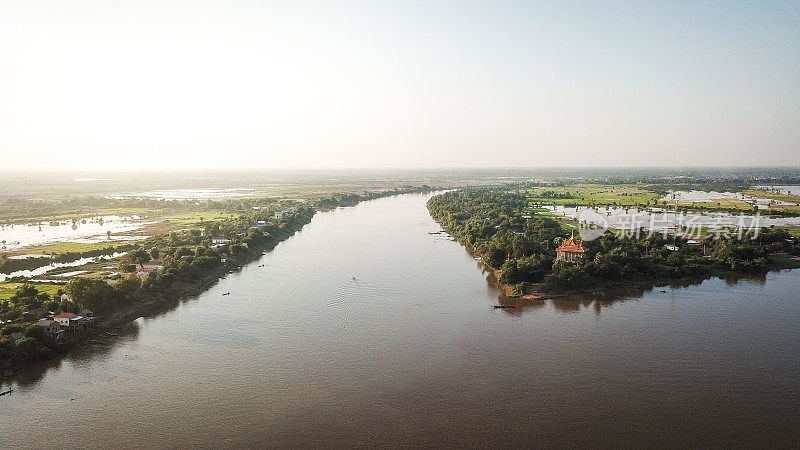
<box><xmin>660</xmin><ymin>186</ymin><xmax>800</xmax><ymax>210</ymax></box>
<box><xmin>0</xmin><ymin>252</ymin><xmax>127</xmax><ymax>282</ymax></box>
<box><xmin>2</xmin><ymin>192</ymin><xmax>798</xmax><ymax>447</ymax></box>
<box><xmin>109</xmin><ymin>188</ymin><xmax>258</xmax><ymax>200</ymax></box>
<box><xmin>662</xmin><ymin>189</ymin><xmax>800</xmax><ymax>208</ymax></box>
<box><xmin>0</xmin><ymin>216</ymin><xmax>150</xmax><ymax>251</ymax></box>
<box><xmin>549</xmin><ymin>204</ymin><xmax>800</xmax><ymax>236</ymax></box>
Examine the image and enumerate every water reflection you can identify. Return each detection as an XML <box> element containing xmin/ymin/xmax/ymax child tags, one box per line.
<box><xmin>3</xmin><ymin>192</ymin><xmax>799</xmax><ymax>448</ymax></box>
<box><xmin>491</xmin><ymin>268</ymin><xmax>772</xmax><ymax>316</ymax></box>
<box><xmin>0</xmin><ymin>215</ymin><xmax>152</xmax><ymax>250</ymax></box>
<box><xmin>10</xmin><ymin>322</ymin><xmax>141</xmax><ymax>389</ymax></box>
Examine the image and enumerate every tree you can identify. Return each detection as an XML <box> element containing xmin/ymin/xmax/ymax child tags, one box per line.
<box><xmin>65</xmin><ymin>278</ymin><xmax>115</xmax><ymax>310</ymax></box>
<box><xmin>0</xmin><ymin>323</ymin><xmax>25</xmax><ymax>335</ymax></box>
<box><xmin>551</xmin><ymin>260</ymin><xmax>585</xmax><ymax>287</ymax></box>
<box><xmin>128</xmin><ymin>248</ymin><xmax>151</xmax><ymax>265</ymax></box>
<box><xmin>10</xmin><ymin>284</ymin><xmax>49</xmax><ymax>309</ymax></box>
<box><xmin>13</xmin><ymin>337</ymin><xmax>39</xmax><ymax>361</ymax></box>
<box><xmin>113</xmin><ymin>276</ymin><xmax>141</xmax><ymax>301</ymax></box>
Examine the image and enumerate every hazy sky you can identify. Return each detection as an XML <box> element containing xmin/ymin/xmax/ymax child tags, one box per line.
<box><xmin>1</xmin><ymin>1</ymin><xmax>798</xmax><ymax>170</ymax></box>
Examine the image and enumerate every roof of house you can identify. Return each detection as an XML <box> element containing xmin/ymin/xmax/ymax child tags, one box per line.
<box><xmin>556</xmin><ymin>232</ymin><xmax>585</xmax><ymax>254</ymax></box>
<box><xmin>54</xmin><ymin>312</ymin><xmax>74</xmax><ymax>319</ymax></box>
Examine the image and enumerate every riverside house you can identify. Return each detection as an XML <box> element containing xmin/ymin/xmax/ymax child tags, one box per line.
<box><xmin>37</xmin><ymin>318</ymin><xmax>63</xmax><ymax>339</ymax></box>
<box><xmin>52</xmin><ymin>313</ymin><xmax>88</xmax><ymax>331</ymax></box>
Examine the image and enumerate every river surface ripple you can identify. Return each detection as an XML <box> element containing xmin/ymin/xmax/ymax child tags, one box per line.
<box><xmin>2</xmin><ymin>192</ymin><xmax>799</xmax><ymax>447</ymax></box>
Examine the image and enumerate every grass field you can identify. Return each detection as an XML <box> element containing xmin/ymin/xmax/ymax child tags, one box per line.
<box><xmin>29</xmin><ymin>241</ymin><xmax>129</xmax><ymax>255</ymax></box>
<box><xmin>163</xmin><ymin>211</ymin><xmax>234</xmax><ymax>226</ymax></box>
<box><xmin>526</xmin><ymin>184</ymin><xmax>661</xmax><ymax>206</ymax></box>
<box><xmin>781</xmin><ymin>226</ymin><xmax>800</xmax><ymax>238</ymax></box>
<box><xmin>676</xmin><ymin>199</ymin><xmax>754</xmax><ymax>211</ymax></box>
<box><xmin>0</xmin><ymin>282</ymin><xmax>62</xmax><ymax>301</ymax></box>
<box><xmin>742</xmin><ymin>190</ymin><xmax>800</xmax><ymax>204</ymax></box>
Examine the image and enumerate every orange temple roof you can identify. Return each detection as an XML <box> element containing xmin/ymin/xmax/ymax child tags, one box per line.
<box><xmin>556</xmin><ymin>233</ymin><xmax>585</xmax><ymax>253</ymax></box>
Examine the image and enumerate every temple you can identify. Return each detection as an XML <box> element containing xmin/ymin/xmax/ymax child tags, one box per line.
<box><xmin>556</xmin><ymin>231</ymin><xmax>585</xmax><ymax>261</ymax></box>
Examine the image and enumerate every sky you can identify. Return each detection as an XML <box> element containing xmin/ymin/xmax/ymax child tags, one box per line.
<box><xmin>0</xmin><ymin>0</ymin><xmax>798</xmax><ymax>171</ymax></box>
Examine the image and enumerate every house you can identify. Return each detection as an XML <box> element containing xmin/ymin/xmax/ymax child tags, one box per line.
<box><xmin>59</xmin><ymin>293</ymin><xmax>71</xmax><ymax>303</ymax></box>
<box><xmin>212</xmin><ymin>238</ymin><xmax>232</xmax><ymax>245</ymax></box>
<box><xmin>140</xmin><ymin>260</ymin><xmax>163</xmax><ymax>272</ymax></box>
<box><xmin>665</xmin><ymin>244</ymin><xmax>679</xmax><ymax>251</ymax></box>
<box><xmin>137</xmin><ymin>260</ymin><xmax>163</xmax><ymax>279</ymax></box>
<box><xmin>78</xmin><ymin>309</ymin><xmax>94</xmax><ymax>317</ymax></box>
<box><xmin>53</xmin><ymin>312</ymin><xmax>87</xmax><ymax>330</ymax></box>
<box><xmin>53</xmin><ymin>312</ymin><xmax>75</xmax><ymax>328</ymax></box>
<box><xmin>556</xmin><ymin>232</ymin><xmax>585</xmax><ymax>261</ymax></box>
<box><xmin>272</xmin><ymin>208</ymin><xmax>293</xmax><ymax>220</ymax></box>
<box><xmin>136</xmin><ymin>270</ymin><xmax>155</xmax><ymax>280</ymax></box>
<box><xmin>37</xmin><ymin>318</ymin><xmax>63</xmax><ymax>338</ymax></box>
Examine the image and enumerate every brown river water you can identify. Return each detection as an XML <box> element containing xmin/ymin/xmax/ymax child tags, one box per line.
<box><xmin>2</xmin><ymin>192</ymin><xmax>799</xmax><ymax>447</ymax></box>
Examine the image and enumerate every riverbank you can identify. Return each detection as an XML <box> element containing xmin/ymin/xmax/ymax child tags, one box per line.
<box><xmin>427</xmin><ymin>189</ymin><xmax>800</xmax><ymax>303</ymax></box>
<box><xmin>5</xmin><ymin>188</ymin><xmax>800</xmax><ymax>447</ymax></box>
<box><xmin>0</xmin><ymin>220</ymin><xmax>304</xmax><ymax>380</ymax></box>
<box><xmin>474</xmin><ymin>246</ymin><xmax>800</xmax><ymax>302</ymax></box>
<box><xmin>0</xmin><ymin>187</ymin><xmax>439</xmax><ymax>379</ymax></box>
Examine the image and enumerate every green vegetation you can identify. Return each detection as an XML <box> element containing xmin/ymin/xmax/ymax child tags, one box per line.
<box><xmin>523</xmin><ymin>183</ymin><xmax>800</xmax><ymax>216</ymax></box>
<box><xmin>675</xmin><ymin>198</ymin><xmax>753</xmax><ymax>212</ymax></box>
<box><xmin>0</xmin><ymin>185</ymin><xmax>436</xmax><ymax>368</ymax></box>
<box><xmin>428</xmin><ymin>186</ymin><xmax>800</xmax><ymax>295</ymax></box>
<box><xmin>0</xmin><ymin>282</ymin><xmax>61</xmax><ymax>302</ymax></box>
<box><xmin>30</xmin><ymin>241</ymin><xmax>130</xmax><ymax>255</ymax></box>
<box><xmin>527</xmin><ymin>184</ymin><xmax>661</xmax><ymax>207</ymax></box>
<box><xmin>742</xmin><ymin>189</ymin><xmax>800</xmax><ymax>203</ymax></box>
<box><xmin>163</xmin><ymin>212</ymin><xmax>235</xmax><ymax>226</ymax></box>
<box><xmin>0</xmin><ymin>244</ymin><xmax>133</xmax><ymax>275</ymax></box>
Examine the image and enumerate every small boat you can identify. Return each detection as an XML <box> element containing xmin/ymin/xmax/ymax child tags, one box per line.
<box><xmin>493</xmin><ymin>305</ymin><xmax>514</xmax><ymax>309</ymax></box>
<box><xmin>352</xmin><ymin>276</ymin><xmax>357</xmax><ymax>280</ymax></box>
<box><xmin>0</xmin><ymin>389</ymin><xmax>12</xmax><ymax>396</ymax></box>
<box><xmin>222</xmin><ymin>292</ymin><xmax>231</xmax><ymax>296</ymax></box>
<box><xmin>258</xmin><ymin>264</ymin><xmax>265</xmax><ymax>267</ymax></box>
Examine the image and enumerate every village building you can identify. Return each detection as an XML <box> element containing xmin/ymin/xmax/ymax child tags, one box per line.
<box><xmin>140</xmin><ymin>260</ymin><xmax>163</xmax><ymax>272</ymax></box>
<box><xmin>556</xmin><ymin>232</ymin><xmax>586</xmax><ymax>261</ymax></box>
<box><xmin>37</xmin><ymin>318</ymin><xmax>63</xmax><ymax>339</ymax></box>
<box><xmin>52</xmin><ymin>312</ymin><xmax>74</xmax><ymax>328</ymax></box>
<box><xmin>52</xmin><ymin>312</ymin><xmax>88</xmax><ymax>331</ymax></box>
<box><xmin>137</xmin><ymin>260</ymin><xmax>163</xmax><ymax>279</ymax></box>
<box><xmin>272</xmin><ymin>208</ymin><xmax>294</xmax><ymax>220</ymax></box>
